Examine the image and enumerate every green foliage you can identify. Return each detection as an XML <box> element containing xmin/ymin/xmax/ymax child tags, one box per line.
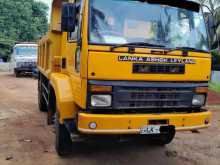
<box><xmin>0</xmin><ymin>38</ymin><xmax>15</xmax><ymax>61</ymax></box>
<box><xmin>212</xmin><ymin>49</ymin><xmax>220</xmax><ymax>60</ymax></box>
<box><xmin>0</xmin><ymin>0</ymin><xmax>48</xmax><ymax>61</ymax></box>
<box><xmin>211</xmin><ymin>49</ymin><xmax>220</xmax><ymax>70</ymax></box>
<box><xmin>209</xmin><ymin>82</ymin><xmax>220</xmax><ymax>93</ymax></box>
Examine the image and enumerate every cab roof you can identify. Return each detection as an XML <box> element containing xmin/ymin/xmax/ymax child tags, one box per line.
<box><xmin>14</xmin><ymin>43</ymin><xmax>38</xmax><ymax>47</ymax></box>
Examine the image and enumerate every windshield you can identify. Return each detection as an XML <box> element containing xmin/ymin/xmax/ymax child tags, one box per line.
<box><xmin>89</xmin><ymin>0</ymin><xmax>209</xmax><ymax>51</ymax></box>
<box><xmin>14</xmin><ymin>46</ymin><xmax>37</xmax><ymax>56</ymax></box>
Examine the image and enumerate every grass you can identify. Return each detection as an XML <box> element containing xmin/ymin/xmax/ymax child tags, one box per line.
<box><xmin>209</xmin><ymin>82</ymin><xmax>220</xmax><ymax>93</ymax></box>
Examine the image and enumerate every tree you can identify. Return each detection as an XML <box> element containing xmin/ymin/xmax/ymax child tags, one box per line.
<box><xmin>198</xmin><ymin>0</ymin><xmax>220</xmax><ymax>12</ymax></box>
<box><xmin>0</xmin><ymin>39</ymin><xmax>14</xmax><ymax>62</ymax></box>
<box><xmin>199</xmin><ymin>0</ymin><xmax>220</xmax><ymax>70</ymax></box>
<box><xmin>0</xmin><ymin>0</ymin><xmax>48</xmax><ymax>61</ymax></box>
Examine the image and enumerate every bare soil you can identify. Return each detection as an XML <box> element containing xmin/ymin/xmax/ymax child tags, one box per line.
<box><xmin>208</xmin><ymin>91</ymin><xmax>220</xmax><ymax>105</ymax></box>
<box><xmin>0</xmin><ymin>72</ymin><xmax>220</xmax><ymax>165</ymax></box>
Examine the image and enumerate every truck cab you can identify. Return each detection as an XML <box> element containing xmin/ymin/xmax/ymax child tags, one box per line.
<box><xmin>10</xmin><ymin>43</ymin><xmax>38</xmax><ymax>77</ymax></box>
<box><xmin>38</xmin><ymin>0</ymin><xmax>212</xmax><ymax>156</ymax></box>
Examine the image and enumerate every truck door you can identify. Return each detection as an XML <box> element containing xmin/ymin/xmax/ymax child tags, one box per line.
<box><xmin>64</xmin><ymin>0</ymin><xmax>84</xmax><ymax>106</ymax></box>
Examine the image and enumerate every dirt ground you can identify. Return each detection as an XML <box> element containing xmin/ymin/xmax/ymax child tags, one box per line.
<box><xmin>0</xmin><ymin>72</ymin><xmax>220</xmax><ymax>165</ymax></box>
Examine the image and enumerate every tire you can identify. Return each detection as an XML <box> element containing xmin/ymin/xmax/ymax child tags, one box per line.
<box><xmin>152</xmin><ymin>134</ymin><xmax>175</xmax><ymax>145</ymax></box>
<box><xmin>47</xmin><ymin>89</ymin><xmax>56</xmax><ymax>125</ymax></box>
<box><xmin>47</xmin><ymin>109</ymin><xmax>55</xmax><ymax>125</ymax></box>
<box><xmin>55</xmin><ymin>113</ymin><xmax>72</xmax><ymax>156</ymax></box>
<box><xmin>151</xmin><ymin>126</ymin><xmax>175</xmax><ymax>145</ymax></box>
<box><xmin>38</xmin><ymin>79</ymin><xmax>48</xmax><ymax>112</ymax></box>
<box><xmin>15</xmin><ymin>71</ymin><xmax>20</xmax><ymax>78</ymax></box>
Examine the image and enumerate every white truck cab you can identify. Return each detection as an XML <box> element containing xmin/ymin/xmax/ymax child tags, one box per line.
<box><xmin>10</xmin><ymin>43</ymin><xmax>38</xmax><ymax>77</ymax></box>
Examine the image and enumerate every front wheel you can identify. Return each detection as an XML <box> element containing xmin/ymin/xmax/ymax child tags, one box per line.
<box><xmin>55</xmin><ymin>113</ymin><xmax>72</xmax><ymax>156</ymax></box>
<box><xmin>151</xmin><ymin>126</ymin><xmax>176</xmax><ymax>145</ymax></box>
<box><xmin>15</xmin><ymin>71</ymin><xmax>20</xmax><ymax>77</ymax></box>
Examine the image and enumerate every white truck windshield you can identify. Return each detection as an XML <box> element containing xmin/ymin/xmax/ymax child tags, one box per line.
<box><xmin>15</xmin><ymin>46</ymin><xmax>37</xmax><ymax>56</ymax></box>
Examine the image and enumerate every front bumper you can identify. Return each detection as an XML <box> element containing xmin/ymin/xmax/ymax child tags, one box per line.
<box><xmin>77</xmin><ymin>111</ymin><xmax>211</xmax><ymax>134</ymax></box>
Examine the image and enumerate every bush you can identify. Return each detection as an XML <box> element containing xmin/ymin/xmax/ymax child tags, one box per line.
<box><xmin>210</xmin><ymin>82</ymin><xmax>220</xmax><ymax>93</ymax></box>
<box><xmin>0</xmin><ymin>39</ymin><xmax>15</xmax><ymax>62</ymax></box>
<box><xmin>211</xmin><ymin>49</ymin><xmax>220</xmax><ymax>70</ymax></box>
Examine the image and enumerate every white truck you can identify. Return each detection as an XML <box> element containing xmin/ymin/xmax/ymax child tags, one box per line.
<box><xmin>10</xmin><ymin>43</ymin><xmax>38</xmax><ymax>77</ymax></box>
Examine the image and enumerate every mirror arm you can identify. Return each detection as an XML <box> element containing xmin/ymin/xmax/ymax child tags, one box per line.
<box><xmin>77</xmin><ymin>37</ymin><xmax>82</xmax><ymax>48</ymax></box>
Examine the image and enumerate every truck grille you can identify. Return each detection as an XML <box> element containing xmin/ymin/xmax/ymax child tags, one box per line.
<box><xmin>17</xmin><ymin>62</ymin><xmax>36</xmax><ymax>68</ymax></box>
<box><xmin>113</xmin><ymin>86</ymin><xmax>194</xmax><ymax>109</ymax></box>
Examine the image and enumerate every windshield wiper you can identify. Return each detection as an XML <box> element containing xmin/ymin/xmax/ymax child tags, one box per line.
<box><xmin>166</xmin><ymin>47</ymin><xmax>209</xmax><ymax>54</ymax></box>
<box><xmin>110</xmin><ymin>42</ymin><xmax>166</xmax><ymax>51</ymax></box>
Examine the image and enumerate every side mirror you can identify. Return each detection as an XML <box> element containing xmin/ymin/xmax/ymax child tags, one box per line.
<box><xmin>211</xmin><ymin>49</ymin><xmax>220</xmax><ymax>71</ymax></box>
<box><xmin>61</xmin><ymin>3</ymin><xmax>76</xmax><ymax>32</ymax></box>
<box><xmin>205</xmin><ymin>14</ymin><xmax>216</xmax><ymax>46</ymax></box>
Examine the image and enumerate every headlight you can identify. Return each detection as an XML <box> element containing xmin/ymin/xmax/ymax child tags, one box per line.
<box><xmin>192</xmin><ymin>95</ymin><xmax>205</xmax><ymax>106</ymax></box>
<box><xmin>91</xmin><ymin>95</ymin><xmax>112</xmax><ymax>107</ymax></box>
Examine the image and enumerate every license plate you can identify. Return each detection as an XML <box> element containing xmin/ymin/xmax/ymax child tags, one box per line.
<box><xmin>140</xmin><ymin>125</ymin><xmax>160</xmax><ymax>135</ymax></box>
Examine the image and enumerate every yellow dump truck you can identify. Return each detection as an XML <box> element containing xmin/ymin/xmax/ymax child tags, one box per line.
<box><xmin>38</xmin><ymin>0</ymin><xmax>212</xmax><ymax>155</ymax></box>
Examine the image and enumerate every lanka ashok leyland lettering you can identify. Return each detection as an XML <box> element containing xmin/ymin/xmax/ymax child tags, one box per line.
<box><xmin>118</xmin><ymin>56</ymin><xmax>196</xmax><ymax>64</ymax></box>
<box><xmin>38</xmin><ymin>0</ymin><xmax>211</xmax><ymax>156</ymax></box>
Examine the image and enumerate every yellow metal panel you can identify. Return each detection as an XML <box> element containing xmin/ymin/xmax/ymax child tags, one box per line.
<box><xmin>88</xmin><ymin>51</ymin><xmax>211</xmax><ymax>81</ymax></box>
<box><xmin>70</xmin><ymin>74</ymin><xmax>82</xmax><ymax>107</ymax></box>
<box><xmin>81</xmin><ymin>0</ymin><xmax>89</xmax><ymax>79</ymax></box>
<box><xmin>77</xmin><ymin>111</ymin><xmax>211</xmax><ymax>134</ymax></box>
<box><xmin>50</xmin><ymin>73</ymin><xmax>76</xmax><ymax>123</ymax></box>
<box><xmin>81</xmin><ymin>78</ymin><xmax>88</xmax><ymax>109</ymax></box>
<box><xmin>50</xmin><ymin>0</ymin><xmax>62</xmax><ymax>32</ymax></box>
